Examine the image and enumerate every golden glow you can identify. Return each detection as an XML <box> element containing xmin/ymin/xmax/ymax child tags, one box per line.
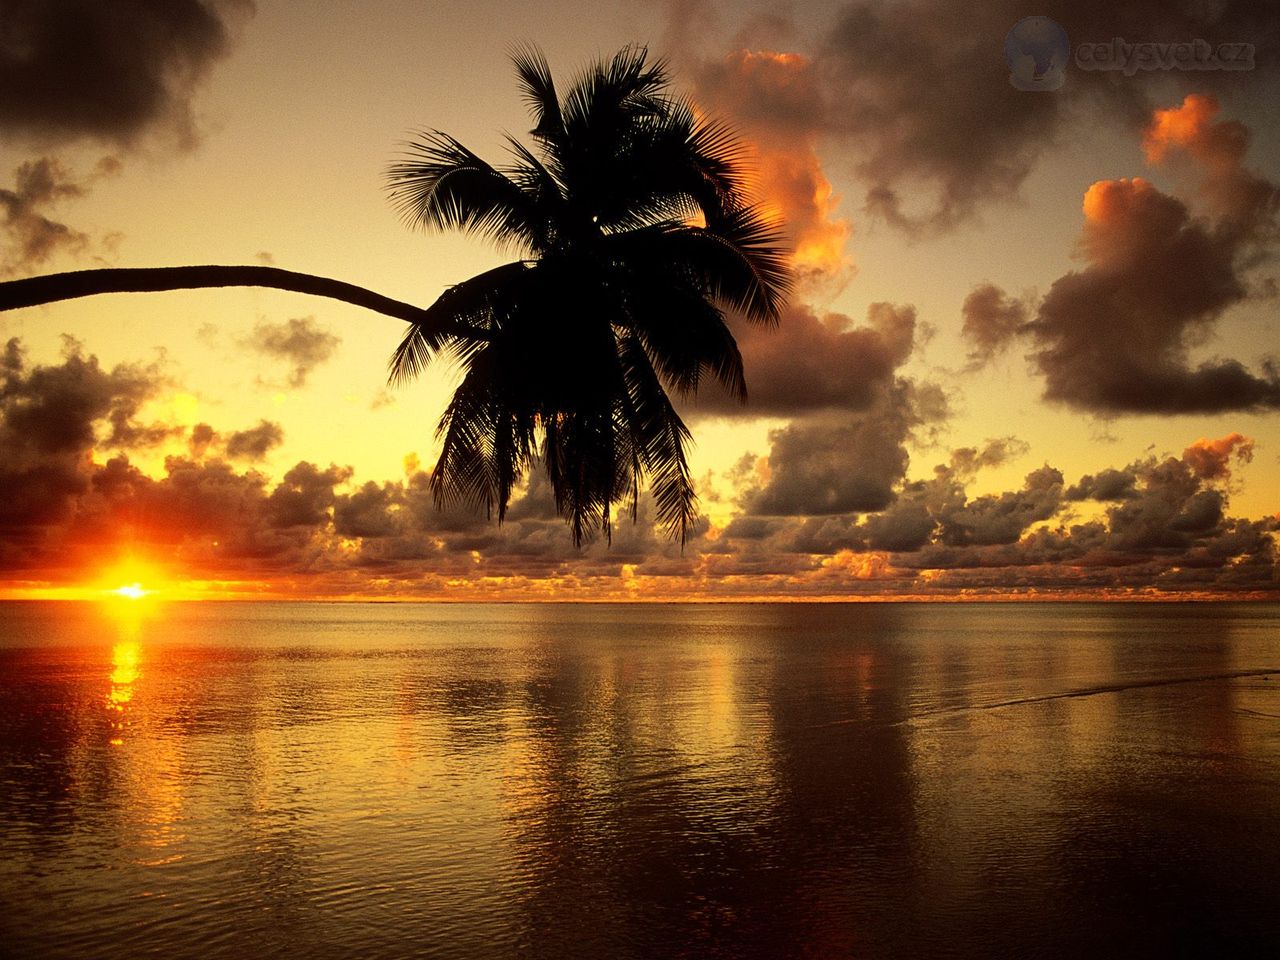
<box><xmin>98</xmin><ymin>556</ymin><xmax>167</xmax><ymax>600</ymax></box>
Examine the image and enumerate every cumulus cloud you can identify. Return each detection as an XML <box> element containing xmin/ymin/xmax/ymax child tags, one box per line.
<box><xmin>661</xmin><ymin>1</ymin><xmax>1278</xmax><ymax>237</ymax></box>
<box><xmin>3</xmin><ymin>334</ymin><xmax>1273</xmax><ymax>599</ymax></box>
<box><xmin>936</xmin><ymin>465</ymin><xmax>1063</xmax><ymax>547</ymax></box>
<box><xmin>244</xmin><ymin>316</ymin><xmax>341</xmax><ymax>389</ymax></box>
<box><xmin>188</xmin><ymin>422</ymin><xmax>217</xmax><ymax>457</ymax></box>
<box><xmin>0</xmin><ymin>338</ymin><xmax>699</xmax><ymax>589</ymax></box>
<box><xmin>225</xmin><ymin>419</ymin><xmax>283</xmax><ymax>460</ymax></box>
<box><xmin>861</xmin><ymin>438</ymin><xmax>1030</xmax><ymax>552</ymax></box>
<box><xmin>965</xmin><ymin>96</ymin><xmax>1279</xmax><ymax>412</ymax></box>
<box><xmin>1181</xmin><ymin>432</ymin><xmax>1254</xmax><ymax>481</ymax></box>
<box><xmin>1030</xmin><ymin>167</ymin><xmax>1278</xmax><ymax>413</ymax></box>
<box><xmin>960</xmin><ymin>283</ymin><xmax>1029</xmax><ymax>369</ymax></box>
<box><xmin>747</xmin><ymin>380</ymin><xmax>941</xmax><ymax>516</ymax></box>
<box><xmin>685</xmin><ymin>46</ymin><xmax>852</xmax><ymax>286</ymax></box>
<box><xmin>0</xmin><ymin>336</ymin><xmax>169</xmax><ymax>457</ymax></box>
<box><xmin>0</xmin><ymin>0</ymin><xmax>255</xmax><ymax>148</ymax></box>
<box><xmin>838</xmin><ymin>0</ymin><xmax>1279</xmax><ymax>233</ymax></box>
<box><xmin>892</xmin><ymin>434</ymin><xmax>1277</xmax><ymax>593</ymax></box>
<box><xmin>0</xmin><ymin>3</ymin><xmax>253</xmax><ymax>275</ymax></box>
<box><xmin>1030</xmin><ymin>175</ymin><xmax>1275</xmax><ymax>412</ymax></box>
<box><xmin>692</xmin><ymin>300</ymin><xmax>949</xmax><ymax>518</ymax></box>
<box><xmin>0</xmin><ymin>337</ymin><xmax>172</xmax><ymax>546</ymax></box>
<box><xmin>699</xmin><ymin>430</ymin><xmax>1277</xmax><ymax>597</ymax></box>
<box><xmin>1065</xmin><ymin>468</ymin><xmax>1138</xmax><ymax>502</ymax></box>
<box><xmin>0</xmin><ymin>158</ymin><xmax>90</xmax><ymax>276</ymax></box>
<box><xmin>1144</xmin><ymin>94</ymin><xmax>1280</xmax><ymax>234</ymax></box>
<box><xmin>694</xmin><ymin>300</ymin><xmax>919</xmax><ymax>418</ymax></box>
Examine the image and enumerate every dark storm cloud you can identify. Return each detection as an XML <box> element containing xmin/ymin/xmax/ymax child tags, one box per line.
<box><xmin>225</xmin><ymin>419</ymin><xmax>284</xmax><ymax>461</ymax></box>
<box><xmin>244</xmin><ymin>317</ymin><xmax>341</xmax><ymax>389</ymax></box>
<box><xmin>0</xmin><ymin>0</ymin><xmax>255</xmax><ymax>148</ymax></box>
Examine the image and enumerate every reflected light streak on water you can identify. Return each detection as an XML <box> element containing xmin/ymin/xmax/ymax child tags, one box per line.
<box><xmin>0</xmin><ymin>600</ymin><xmax>1278</xmax><ymax>959</ymax></box>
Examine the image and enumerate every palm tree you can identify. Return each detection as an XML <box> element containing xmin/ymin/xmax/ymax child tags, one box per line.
<box><xmin>0</xmin><ymin>46</ymin><xmax>790</xmax><ymax>545</ymax></box>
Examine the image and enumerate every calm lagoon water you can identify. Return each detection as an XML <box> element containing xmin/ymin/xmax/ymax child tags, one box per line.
<box><xmin>1</xmin><ymin>601</ymin><xmax>1278</xmax><ymax>959</ymax></box>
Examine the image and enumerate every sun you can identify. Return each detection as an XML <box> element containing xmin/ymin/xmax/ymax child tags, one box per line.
<box><xmin>99</xmin><ymin>557</ymin><xmax>167</xmax><ymax>601</ymax></box>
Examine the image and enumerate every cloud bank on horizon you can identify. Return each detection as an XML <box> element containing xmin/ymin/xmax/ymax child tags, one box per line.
<box><xmin>0</xmin><ymin>339</ymin><xmax>1274</xmax><ymax>598</ymax></box>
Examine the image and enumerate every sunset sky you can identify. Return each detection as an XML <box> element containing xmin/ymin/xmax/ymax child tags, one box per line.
<box><xmin>1</xmin><ymin>0</ymin><xmax>1277</xmax><ymax>599</ymax></box>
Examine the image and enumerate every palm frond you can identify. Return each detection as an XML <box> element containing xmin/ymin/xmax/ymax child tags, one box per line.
<box><xmin>607</xmin><ymin>216</ymin><xmax>791</xmax><ymax>324</ymax></box>
<box><xmin>387</xmin><ymin>261</ymin><xmax>530</xmax><ymax>386</ymax></box>
<box><xmin>617</xmin><ymin>335</ymin><xmax>699</xmax><ymax>544</ymax></box>
<box><xmin>510</xmin><ymin>43</ymin><xmax>565</xmax><ymax>147</ymax></box>
<box><xmin>386</xmin><ymin>132</ymin><xmax>540</xmax><ymax>251</ymax></box>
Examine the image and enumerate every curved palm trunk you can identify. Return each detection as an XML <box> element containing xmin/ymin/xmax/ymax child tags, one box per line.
<box><xmin>0</xmin><ymin>265</ymin><xmax>487</xmax><ymax>338</ymax></box>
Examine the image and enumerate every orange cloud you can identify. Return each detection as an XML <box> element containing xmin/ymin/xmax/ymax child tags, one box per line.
<box><xmin>1182</xmin><ymin>433</ymin><xmax>1255</xmax><ymax>481</ymax></box>
<box><xmin>695</xmin><ymin>49</ymin><xmax>853</xmax><ymax>286</ymax></box>
<box><xmin>1144</xmin><ymin>93</ymin><xmax>1218</xmax><ymax>164</ymax></box>
<box><xmin>1081</xmin><ymin>176</ymin><xmax>1153</xmax><ymax>224</ymax></box>
<box><xmin>820</xmin><ymin>549</ymin><xmax>894</xmax><ymax>581</ymax></box>
<box><xmin>1142</xmin><ymin>93</ymin><xmax>1277</xmax><ymax>227</ymax></box>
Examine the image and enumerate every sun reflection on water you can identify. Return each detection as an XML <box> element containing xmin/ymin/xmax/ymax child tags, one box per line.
<box><xmin>104</xmin><ymin>597</ymin><xmax>147</xmax><ymax>746</ymax></box>
<box><xmin>107</xmin><ymin>639</ymin><xmax>140</xmax><ymax>745</ymax></box>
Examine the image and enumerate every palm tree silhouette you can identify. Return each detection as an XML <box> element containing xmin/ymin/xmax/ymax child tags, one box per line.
<box><xmin>0</xmin><ymin>46</ymin><xmax>790</xmax><ymax>545</ymax></box>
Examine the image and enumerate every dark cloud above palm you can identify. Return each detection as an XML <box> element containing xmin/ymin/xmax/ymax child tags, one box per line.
<box><xmin>0</xmin><ymin>0</ymin><xmax>255</xmax><ymax>148</ymax></box>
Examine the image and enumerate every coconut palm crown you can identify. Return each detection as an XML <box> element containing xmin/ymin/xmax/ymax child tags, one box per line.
<box><xmin>386</xmin><ymin>46</ymin><xmax>791</xmax><ymax>545</ymax></box>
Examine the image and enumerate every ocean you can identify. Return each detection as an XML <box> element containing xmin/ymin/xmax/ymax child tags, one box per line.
<box><xmin>1</xmin><ymin>601</ymin><xmax>1278</xmax><ymax>958</ymax></box>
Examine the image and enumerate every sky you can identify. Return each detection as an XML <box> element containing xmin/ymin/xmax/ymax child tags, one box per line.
<box><xmin>0</xmin><ymin>0</ymin><xmax>1278</xmax><ymax>600</ymax></box>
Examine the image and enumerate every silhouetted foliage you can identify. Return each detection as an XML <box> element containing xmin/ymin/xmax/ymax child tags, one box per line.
<box><xmin>386</xmin><ymin>46</ymin><xmax>790</xmax><ymax>544</ymax></box>
<box><xmin>0</xmin><ymin>46</ymin><xmax>790</xmax><ymax>546</ymax></box>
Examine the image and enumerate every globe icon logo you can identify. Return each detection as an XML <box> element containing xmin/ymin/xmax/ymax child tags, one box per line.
<box><xmin>1005</xmin><ymin>17</ymin><xmax>1070</xmax><ymax>91</ymax></box>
